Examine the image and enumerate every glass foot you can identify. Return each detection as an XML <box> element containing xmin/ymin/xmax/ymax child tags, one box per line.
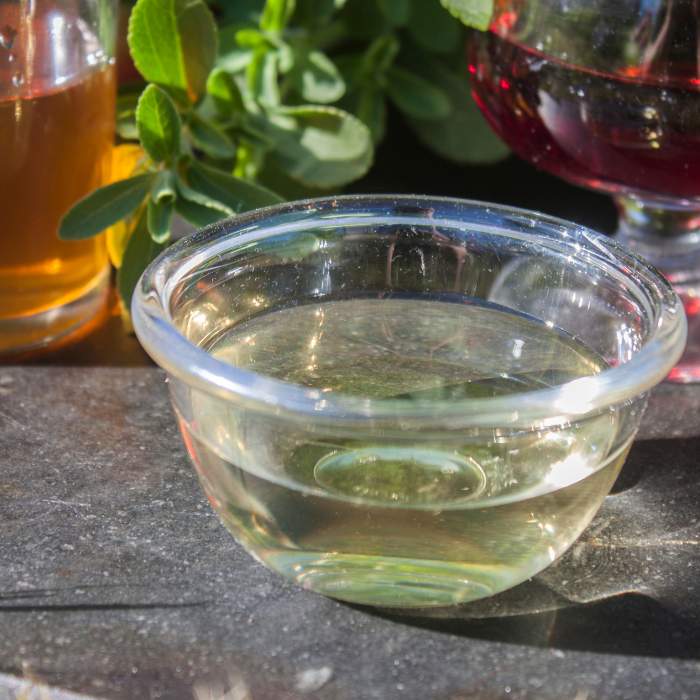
<box><xmin>0</xmin><ymin>265</ymin><xmax>110</xmax><ymax>356</ymax></box>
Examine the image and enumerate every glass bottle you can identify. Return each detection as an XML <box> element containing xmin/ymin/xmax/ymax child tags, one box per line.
<box><xmin>0</xmin><ymin>0</ymin><xmax>117</xmax><ymax>355</ymax></box>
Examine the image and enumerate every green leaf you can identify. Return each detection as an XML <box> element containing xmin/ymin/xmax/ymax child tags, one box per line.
<box><xmin>151</xmin><ymin>169</ymin><xmax>176</xmax><ymax>202</ymax></box>
<box><xmin>174</xmin><ymin>174</ymin><xmax>235</xmax><ymax>227</ymax></box>
<box><xmin>58</xmin><ymin>174</ymin><xmax>155</xmax><ymax>241</ymax></box>
<box><xmin>260</xmin><ymin>105</ymin><xmax>373</xmax><ymax>187</ymax></box>
<box><xmin>260</xmin><ymin>0</ymin><xmax>296</xmax><ymax>31</ymax></box>
<box><xmin>217</xmin><ymin>26</ymin><xmax>255</xmax><ymax>73</ymax></box>
<box><xmin>176</xmin><ymin>175</ymin><xmax>235</xmax><ymax>214</ymax></box>
<box><xmin>248</xmin><ymin>47</ymin><xmax>281</xmax><ymax>106</ymax></box>
<box><xmin>147</xmin><ymin>197</ymin><xmax>174</xmax><ymax>243</ymax></box>
<box><xmin>234</xmin><ymin>30</ymin><xmax>293</xmax><ymax>71</ymax></box>
<box><xmin>188</xmin><ymin>113</ymin><xmax>237</xmax><ymax>158</ymax></box>
<box><xmin>236</xmin><ymin>119</ymin><xmax>275</xmax><ymax>150</ymax></box>
<box><xmin>207</xmin><ymin>67</ymin><xmax>246</xmax><ymax>116</ymax></box>
<box><xmin>288</xmin><ymin>44</ymin><xmax>345</xmax><ymax>103</ymax></box>
<box><xmin>188</xmin><ymin>161</ymin><xmax>284</xmax><ymax>212</ymax></box>
<box><xmin>217</xmin><ymin>48</ymin><xmax>255</xmax><ymax>73</ymax></box>
<box><xmin>174</xmin><ymin>198</ymin><xmax>231</xmax><ymax>228</ymax></box>
<box><xmin>362</xmin><ymin>34</ymin><xmax>399</xmax><ymax>75</ymax></box>
<box><xmin>233</xmin><ymin>142</ymin><xmax>263</xmax><ymax>179</ymax></box>
<box><xmin>117</xmin><ymin>113</ymin><xmax>139</xmax><ymax>141</ymax></box>
<box><xmin>439</xmin><ymin>0</ymin><xmax>492</xmax><ymax>31</ymax></box>
<box><xmin>356</xmin><ymin>84</ymin><xmax>386</xmax><ymax>143</ymax></box>
<box><xmin>404</xmin><ymin>57</ymin><xmax>509</xmax><ymax>163</ymax></box>
<box><xmin>257</xmin><ymin>158</ymin><xmax>329</xmax><ymax>201</ymax></box>
<box><xmin>136</xmin><ymin>84</ymin><xmax>182</xmax><ymax>163</ymax></box>
<box><xmin>407</xmin><ymin>0</ymin><xmax>462</xmax><ymax>53</ymax></box>
<box><xmin>377</xmin><ymin>0</ymin><xmax>409</xmax><ymax>26</ymax></box>
<box><xmin>235</xmin><ymin>27</ymin><xmax>276</xmax><ymax>48</ymax></box>
<box><xmin>116</xmin><ymin>91</ymin><xmax>141</xmax><ymax>140</ymax></box>
<box><xmin>117</xmin><ymin>210</ymin><xmax>168</xmax><ymax>310</ymax></box>
<box><xmin>276</xmin><ymin>43</ymin><xmax>295</xmax><ymax>73</ymax></box>
<box><xmin>128</xmin><ymin>0</ymin><xmax>218</xmax><ymax>107</ymax></box>
<box><xmin>385</xmin><ymin>66</ymin><xmax>450</xmax><ymax>119</ymax></box>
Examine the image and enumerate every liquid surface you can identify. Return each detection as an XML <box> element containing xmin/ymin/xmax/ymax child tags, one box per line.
<box><xmin>469</xmin><ymin>32</ymin><xmax>700</xmax><ymax>200</ymax></box>
<box><xmin>0</xmin><ymin>3</ymin><xmax>113</xmax><ymax>335</ymax></box>
<box><xmin>186</xmin><ymin>297</ymin><xmax>628</xmax><ymax>607</ymax></box>
<box><xmin>209</xmin><ymin>295</ymin><xmax>606</xmax><ymax>400</ymax></box>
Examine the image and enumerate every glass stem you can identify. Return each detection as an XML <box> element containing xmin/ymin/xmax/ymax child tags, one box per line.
<box><xmin>614</xmin><ymin>196</ymin><xmax>700</xmax><ymax>285</ymax></box>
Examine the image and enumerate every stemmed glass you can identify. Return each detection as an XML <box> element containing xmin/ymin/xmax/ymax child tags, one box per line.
<box><xmin>468</xmin><ymin>0</ymin><xmax>700</xmax><ymax>380</ymax></box>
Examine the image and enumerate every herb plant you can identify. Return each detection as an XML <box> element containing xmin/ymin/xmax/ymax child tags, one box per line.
<box><xmin>58</xmin><ymin>0</ymin><xmax>506</xmax><ymax>317</ymax></box>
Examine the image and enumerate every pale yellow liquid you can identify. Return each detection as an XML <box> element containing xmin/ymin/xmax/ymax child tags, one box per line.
<box><xmin>185</xmin><ymin>297</ymin><xmax>630</xmax><ymax>607</ymax></box>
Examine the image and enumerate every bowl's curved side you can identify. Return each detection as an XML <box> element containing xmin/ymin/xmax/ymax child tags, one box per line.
<box><xmin>171</xmin><ymin>370</ymin><xmax>643</xmax><ymax>607</ymax></box>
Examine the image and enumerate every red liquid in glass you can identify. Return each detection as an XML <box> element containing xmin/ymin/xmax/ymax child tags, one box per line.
<box><xmin>469</xmin><ymin>32</ymin><xmax>700</xmax><ymax>200</ymax></box>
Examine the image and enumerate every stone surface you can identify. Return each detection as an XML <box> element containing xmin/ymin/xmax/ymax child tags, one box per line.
<box><xmin>1</xmin><ymin>367</ymin><xmax>700</xmax><ymax>700</ymax></box>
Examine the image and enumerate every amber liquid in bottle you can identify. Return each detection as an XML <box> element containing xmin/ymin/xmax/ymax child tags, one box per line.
<box><xmin>0</xmin><ymin>64</ymin><xmax>115</xmax><ymax>330</ymax></box>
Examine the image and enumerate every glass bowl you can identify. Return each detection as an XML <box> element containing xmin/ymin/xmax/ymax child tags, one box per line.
<box><xmin>132</xmin><ymin>195</ymin><xmax>686</xmax><ymax>608</ymax></box>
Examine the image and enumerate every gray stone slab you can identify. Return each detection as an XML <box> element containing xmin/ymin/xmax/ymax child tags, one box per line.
<box><xmin>1</xmin><ymin>367</ymin><xmax>700</xmax><ymax>700</ymax></box>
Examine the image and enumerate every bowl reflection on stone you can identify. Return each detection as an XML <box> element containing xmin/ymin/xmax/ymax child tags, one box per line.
<box><xmin>469</xmin><ymin>0</ymin><xmax>700</xmax><ymax>381</ymax></box>
<box><xmin>132</xmin><ymin>196</ymin><xmax>685</xmax><ymax>608</ymax></box>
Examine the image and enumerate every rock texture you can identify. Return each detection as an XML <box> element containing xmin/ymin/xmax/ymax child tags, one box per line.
<box><xmin>1</xmin><ymin>367</ymin><xmax>700</xmax><ymax>700</ymax></box>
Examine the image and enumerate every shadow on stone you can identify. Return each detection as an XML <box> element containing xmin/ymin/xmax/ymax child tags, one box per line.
<box><xmin>608</xmin><ymin>445</ymin><xmax>650</xmax><ymax>495</ymax></box>
<box><xmin>361</xmin><ymin>589</ymin><xmax>700</xmax><ymax>659</ymax></box>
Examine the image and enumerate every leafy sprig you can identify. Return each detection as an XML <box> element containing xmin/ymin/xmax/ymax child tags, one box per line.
<box><xmin>59</xmin><ymin>0</ymin><xmax>506</xmax><ymax>314</ymax></box>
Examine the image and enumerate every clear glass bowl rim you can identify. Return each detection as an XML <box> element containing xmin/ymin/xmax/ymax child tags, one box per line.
<box><xmin>132</xmin><ymin>195</ymin><xmax>687</xmax><ymax>429</ymax></box>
